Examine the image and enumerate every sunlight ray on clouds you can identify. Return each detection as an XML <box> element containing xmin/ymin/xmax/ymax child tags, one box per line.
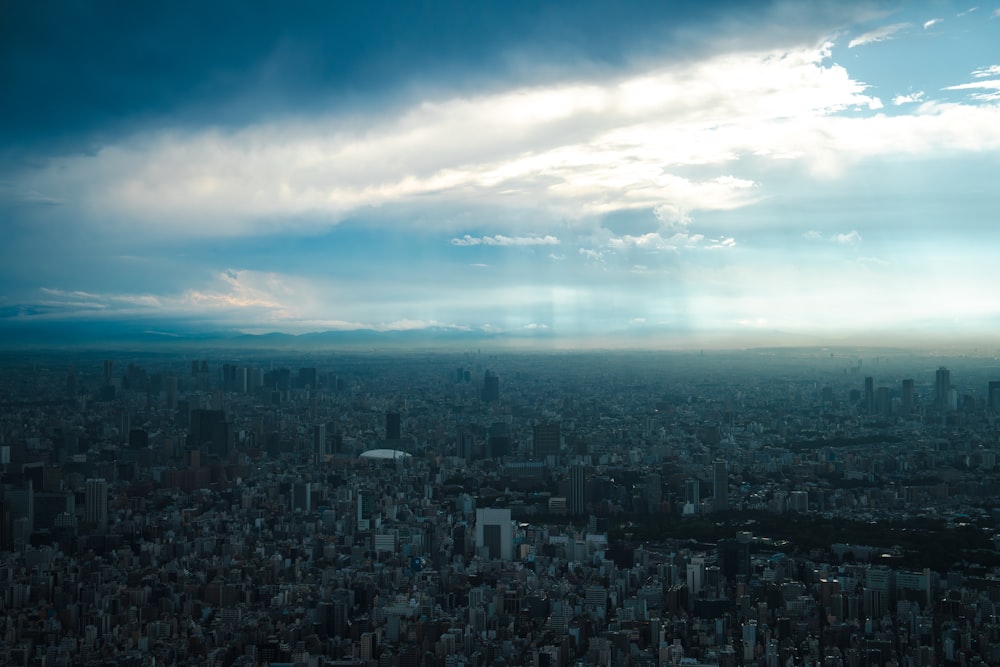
<box><xmin>17</xmin><ymin>40</ymin><xmax>889</xmax><ymax>237</ymax></box>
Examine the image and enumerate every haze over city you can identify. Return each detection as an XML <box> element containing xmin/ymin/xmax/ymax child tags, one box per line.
<box><xmin>1</xmin><ymin>1</ymin><xmax>999</xmax><ymax>348</ymax></box>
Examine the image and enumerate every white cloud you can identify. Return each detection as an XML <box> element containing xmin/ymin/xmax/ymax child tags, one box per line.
<box><xmin>944</xmin><ymin>78</ymin><xmax>1000</xmax><ymax>102</ymax></box>
<box><xmin>607</xmin><ymin>231</ymin><xmax>707</xmax><ymax>251</ymax></box>
<box><xmin>892</xmin><ymin>91</ymin><xmax>925</xmax><ymax>105</ymax></box>
<box><xmin>450</xmin><ymin>234</ymin><xmax>560</xmax><ymax>247</ymax></box>
<box><xmin>831</xmin><ymin>230</ymin><xmax>863</xmax><ymax>244</ymax></box>
<box><xmin>14</xmin><ymin>41</ymin><xmax>880</xmax><ymax>237</ymax></box>
<box><xmin>707</xmin><ymin>237</ymin><xmax>737</xmax><ymax>249</ymax></box>
<box><xmin>803</xmin><ymin>230</ymin><xmax>823</xmax><ymax>240</ymax></box>
<box><xmin>923</xmin><ymin>18</ymin><xmax>942</xmax><ymax>29</ymax></box>
<box><xmin>994</xmin><ymin>8</ymin><xmax>1000</xmax><ymax>18</ymax></box>
<box><xmin>578</xmin><ymin>248</ymin><xmax>605</xmax><ymax>263</ymax></box>
<box><xmin>848</xmin><ymin>22</ymin><xmax>910</xmax><ymax>48</ymax></box>
<box><xmin>973</xmin><ymin>65</ymin><xmax>1000</xmax><ymax>77</ymax></box>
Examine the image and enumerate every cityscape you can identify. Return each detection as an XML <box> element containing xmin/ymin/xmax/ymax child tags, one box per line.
<box><xmin>2</xmin><ymin>1</ymin><xmax>1000</xmax><ymax>666</ymax></box>
<box><xmin>1</xmin><ymin>346</ymin><xmax>1000</xmax><ymax>666</ymax></box>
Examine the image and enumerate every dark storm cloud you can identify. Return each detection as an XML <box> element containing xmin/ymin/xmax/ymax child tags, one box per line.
<box><xmin>0</xmin><ymin>0</ymin><xmax>783</xmax><ymax>157</ymax></box>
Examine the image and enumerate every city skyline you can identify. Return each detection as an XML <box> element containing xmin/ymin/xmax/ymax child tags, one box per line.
<box><xmin>2</xmin><ymin>1</ymin><xmax>999</xmax><ymax>348</ymax></box>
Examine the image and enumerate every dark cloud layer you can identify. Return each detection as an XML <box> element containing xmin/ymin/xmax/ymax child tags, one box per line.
<box><xmin>1</xmin><ymin>0</ymin><xmax>783</xmax><ymax>157</ymax></box>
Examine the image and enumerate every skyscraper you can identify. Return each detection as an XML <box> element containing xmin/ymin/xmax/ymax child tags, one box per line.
<box><xmin>482</xmin><ymin>370</ymin><xmax>499</xmax><ymax>403</ymax></box>
<box><xmin>935</xmin><ymin>367</ymin><xmax>951</xmax><ymax>410</ymax></box>
<box><xmin>475</xmin><ymin>507</ymin><xmax>513</xmax><ymax>560</ymax></box>
<box><xmin>533</xmin><ymin>422</ymin><xmax>561</xmax><ymax>459</ymax></box>
<box><xmin>313</xmin><ymin>423</ymin><xmax>327</xmax><ymax>463</ymax></box>
<box><xmin>864</xmin><ymin>376</ymin><xmax>875</xmax><ymax>414</ymax></box>
<box><xmin>85</xmin><ymin>478</ymin><xmax>108</xmax><ymax>531</ymax></box>
<box><xmin>901</xmin><ymin>379</ymin><xmax>915</xmax><ymax>413</ymax></box>
<box><xmin>988</xmin><ymin>381</ymin><xmax>1000</xmax><ymax>411</ymax></box>
<box><xmin>569</xmin><ymin>464</ymin><xmax>587</xmax><ymax>516</ymax></box>
<box><xmin>713</xmin><ymin>460</ymin><xmax>728</xmax><ymax>512</ymax></box>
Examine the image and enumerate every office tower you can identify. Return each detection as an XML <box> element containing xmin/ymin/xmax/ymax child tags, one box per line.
<box><xmin>718</xmin><ymin>538</ymin><xmax>751</xmax><ymax>580</ymax></box>
<box><xmin>988</xmin><ymin>381</ymin><xmax>1000</xmax><ymax>411</ymax></box>
<box><xmin>165</xmin><ymin>374</ymin><xmax>178</xmax><ymax>410</ymax></box>
<box><xmin>85</xmin><ymin>478</ymin><xmax>108</xmax><ymax>531</ymax></box>
<box><xmin>569</xmin><ymin>464</ymin><xmax>587</xmax><ymax>516</ymax></box>
<box><xmin>189</xmin><ymin>409</ymin><xmax>231</xmax><ymax>458</ymax></box>
<box><xmin>3</xmin><ymin>481</ymin><xmax>34</xmax><ymax>535</ymax></box>
<box><xmin>488</xmin><ymin>422</ymin><xmax>510</xmax><ymax>459</ymax></box>
<box><xmin>386</xmin><ymin>412</ymin><xmax>401</xmax><ymax>440</ymax></box>
<box><xmin>864</xmin><ymin>376</ymin><xmax>875</xmax><ymax>414</ymax></box>
<box><xmin>533</xmin><ymin>423</ymin><xmax>561</xmax><ymax>459</ymax></box>
<box><xmin>713</xmin><ymin>460</ymin><xmax>728</xmax><ymax>512</ymax></box>
<box><xmin>313</xmin><ymin>423</ymin><xmax>327</xmax><ymax>462</ymax></box>
<box><xmin>236</xmin><ymin>366</ymin><xmax>248</xmax><ymax>393</ymax></box>
<box><xmin>66</xmin><ymin>365</ymin><xmax>77</xmax><ymax>398</ymax></box>
<box><xmin>901</xmin><ymin>379</ymin><xmax>915</xmax><ymax>413</ymax></box>
<box><xmin>935</xmin><ymin>367</ymin><xmax>951</xmax><ymax>410</ymax></box>
<box><xmin>357</xmin><ymin>493</ymin><xmax>376</xmax><ymax>530</ymax></box>
<box><xmin>457</xmin><ymin>430</ymin><xmax>475</xmax><ymax>461</ymax></box>
<box><xmin>645</xmin><ymin>472</ymin><xmax>662</xmax><ymax>513</ymax></box>
<box><xmin>685</xmin><ymin>478</ymin><xmax>701</xmax><ymax>511</ymax></box>
<box><xmin>291</xmin><ymin>482</ymin><xmax>311</xmax><ymax>513</ymax></box>
<box><xmin>475</xmin><ymin>507</ymin><xmax>513</xmax><ymax>560</ymax></box>
<box><xmin>482</xmin><ymin>370</ymin><xmax>500</xmax><ymax>403</ymax></box>
<box><xmin>103</xmin><ymin>359</ymin><xmax>114</xmax><ymax>386</ymax></box>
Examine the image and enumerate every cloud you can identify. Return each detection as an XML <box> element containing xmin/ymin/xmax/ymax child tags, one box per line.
<box><xmin>10</xmin><ymin>41</ymin><xmax>880</xmax><ymax>237</ymax></box>
<box><xmin>994</xmin><ymin>8</ymin><xmax>1000</xmax><ymax>18</ymax></box>
<box><xmin>450</xmin><ymin>234</ymin><xmax>560</xmax><ymax>247</ymax></box>
<box><xmin>803</xmin><ymin>230</ymin><xmax>823</xmax><ymax>240</ymax></box>
<box><xmin>892</xmin><ymin>91</ymin><xmax>925</xmax><ymax>105</ymax></box>
<box><xmin>972</xmin><ymin>65</ymin><xmax>1000</xmax><ymax>78</ymax></box>
<box><xmin>944</xmin><ymin>78</ymin><xmax>1000</xmax><ymax>102</ymax></box>
<box><xmin>923</xmin><ymin>18</ymin><xmax>942</xmax><ymax>29</ymax></box>
<box><xmin>848</xmin><ymin>22</ymin><xmax>910</xmax><ymax>48</ymax></box>
<box><xmin>831</xmin><ymin>230</ymin><xmax>862</xmax><ymax>244</ymax></box>
<box><xmin>607</xmin><ymin>231</ymin><xmax>707</xmax><ymax>251</ymax></box>
<box><xmin>706</xmin><ymin>237</ymin><xmax>736</xmax><ymax>249</ymax></box>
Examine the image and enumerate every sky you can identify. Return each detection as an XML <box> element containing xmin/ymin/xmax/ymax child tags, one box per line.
<box><xmin>1</xmin><ymin>1</ymin><xmax>999</xmax><ymax>347</ymax></box>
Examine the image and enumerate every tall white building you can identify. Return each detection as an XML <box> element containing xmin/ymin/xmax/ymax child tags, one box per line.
<box><xmin>475</xmin><ymin>507</ymin><xmax>513</xmax><ymax>560</ymax></box>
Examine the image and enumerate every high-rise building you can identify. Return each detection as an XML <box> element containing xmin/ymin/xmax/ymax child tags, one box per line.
<box><xmin>988</xmin><ymin>381</ymin><xmax>1000</xmax><ymax>411</ymax></box>
<box><xmin>713</xmin><ymin>460</ymin><xmax>728</xmax><ymax>512</ymax></box>
<box><xmin>533</xmin><ymin>423</ymin><xmax>561</xmax><ymax>459</ymax></box>
<box><xmin>85</xmin><ymin>478</ymin><xmax>108</xmax><ymax>531</ymax></box>
<box><xmin>475</xmin><ymin>508</ymin><xmax>513</xmax><ymax>560</ymax></box>
<box><xmin>569</xmin><ymin>464</ymin><xmax>587</xmax><ymax>516</ymax></box>
<box><xmin>291</xmin><ymin>482</ymin><xmax>311</xmax><ymax>513</ymax></box>
<box><xmin>685</xmin><ymin>478</ymin><xmax>701</xmax><ymax>512</ymax></box>
<box><xmin>935</xmin><ymin>367</ymin><xmax>951</xmax><ymax>410</ymax></box>
<box><xmin>864</xmin><ymin>376</ymin><xmax>875</xmax><ymax>414</ymax></box>
<box><xmin>165</xmin><ymin>374</ymin><xmax>178</xmax><ymax>410</ymax></box>
<box><xmin>482</xmin><ymin>371</ymin><xmax>500</xmax><ymax>403</ymax></box>
<box><xmin>901</xmin><ymin>379</ymin><xmax>915</xmax><ymax>413</ymax></box>
<box><xmin>645</xmin><ymin>472</ymin><xmax>662</xmax><ymax>513</ymax></box>
<box><xmin>457</xmin><ymin>430</ymin><xmax>475</xmax><ymax>462</ymax></box>
<box><xmin>313</xmin><ymin>423</ymin><xmax>327</xmax><ymax>462</ymax></box>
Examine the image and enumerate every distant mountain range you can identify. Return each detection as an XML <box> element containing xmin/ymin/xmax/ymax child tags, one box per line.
<box><xmin>0</xmin><ymin>319</ymin><xmax>554</xmax><ymax>350</ymax></box>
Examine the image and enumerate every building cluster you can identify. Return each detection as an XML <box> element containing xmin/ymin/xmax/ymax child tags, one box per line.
<box><xmin>1</xmin><ymin>349</ymin><xmax>1000</xmax><ymax>666</ymax></box>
